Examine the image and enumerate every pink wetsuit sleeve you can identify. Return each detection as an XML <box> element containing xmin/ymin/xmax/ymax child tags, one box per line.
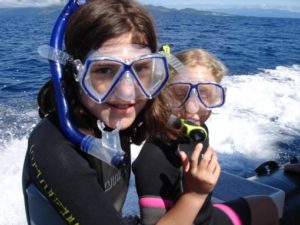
<box><xmin>139</xmin><ymin>197</ymin><xmax>174</xmax><ymax>209</ymax></box>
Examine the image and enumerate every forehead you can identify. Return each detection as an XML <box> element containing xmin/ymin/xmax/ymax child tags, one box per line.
<box><xmin>87</xmin><ymin>33</ymin><xmax>151</xmax><ymax>61</ymax></box>
<box><xmin>88</xmin><ymin>43</ymin><xmax>152</xmax><ymax>61</ymax></box>
<box><xmin>171</xmin><ymin>65</ymin><xmax>217</xmax><ymax>83</ymax></box>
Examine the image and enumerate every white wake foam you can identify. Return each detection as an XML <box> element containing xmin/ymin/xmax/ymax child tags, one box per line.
<box><xmin>0</xmin><ymin>138</ymin><xmax>27</xmax><ymax>225</ymax></box>
<box><xmin>207</xmin><ymin>65</ymin><xmax>300</xmax><ymax>163</ymax></box>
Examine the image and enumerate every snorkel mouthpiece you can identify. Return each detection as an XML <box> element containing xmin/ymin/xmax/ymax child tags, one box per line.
<box><xmin>48</xmin><ymin>0</ymin><xmax>125</xmax><ymax>167</ymax></box>
<box><xmin>81</xmin><ymin>121</ymin><xmax>125</xmax><ymax>167</ymax></box>
<box><xmin>180</xmin><ymin>119</ymin><xmax>207</xmax><ymax>143</ymax></box>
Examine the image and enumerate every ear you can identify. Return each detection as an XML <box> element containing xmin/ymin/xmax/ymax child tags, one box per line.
<box><xmin>72</xmin><ymin>59</ymin><xmax>83</xmax><ymax>82</ymax></box>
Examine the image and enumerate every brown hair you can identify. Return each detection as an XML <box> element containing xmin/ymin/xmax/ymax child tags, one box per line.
<box><xmin>38</xmin><ymin>0</ymin><xmax>159</xmax><ymax>144</ymax></box>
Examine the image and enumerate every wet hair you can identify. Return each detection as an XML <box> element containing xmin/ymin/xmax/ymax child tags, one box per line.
<box><xmin>38</xmin><ymin>0</ymin><xmax>159</xmax><ymax>144</ymax></box>
<box><xmin>153</xmin><ymin>48</ymin><xmax>227</xmax><ymax>143</ymax></box>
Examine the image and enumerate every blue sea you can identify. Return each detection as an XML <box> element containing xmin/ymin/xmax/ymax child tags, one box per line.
<box><xmin>0</xmin><ymin>5</ymin><xmax>300</xmax><ymax>225</ymax></box>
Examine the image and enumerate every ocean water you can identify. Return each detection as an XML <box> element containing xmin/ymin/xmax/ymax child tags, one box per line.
<box><xmin>0</xmin><ymin>4</ymin><xmax>300</xmax><ymax>225</ymax></box>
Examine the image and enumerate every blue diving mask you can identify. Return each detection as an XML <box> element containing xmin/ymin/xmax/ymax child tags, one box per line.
<box><xmin>167</xmin><ymin>77</ymin><xmax>226</xmax><ymax>112</ymax></box>
<box><xmin>74</xmin><ymin>44</ymin><xmax>169</xmax><ymax>103</ymax></box>
<box><xmin>160</xmin><ymin>47</ymin><xmax>225</xmax><ymax>114</ymax></box>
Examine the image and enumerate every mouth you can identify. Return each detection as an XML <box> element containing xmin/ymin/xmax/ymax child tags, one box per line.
<box><xmin>106</xmin><ymin>102</ymin><xmax>135</xmax><ymax>110</ymax></box>
<box><xmin>185</xmin><ymin>118</ymin><xmax>201</xmax><ymax>125</ymax></box>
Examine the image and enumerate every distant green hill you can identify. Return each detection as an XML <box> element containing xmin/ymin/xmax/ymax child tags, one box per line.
<box><xmin>1</xmin><ymin>4</ymin><xmax>299</xmax><ymax>19</ymax></box>
<box><xmin>145</xmin><ymin>5</ymin><xmax>230</xmax><ymax>17</ymax></box>
<box><xmin>0</xmin><ymin>6</ymin><xmax>61</xmax><ymax>17</ymax></box>
<box><xmin>210</xmin><ymin>8</ymin><xmax>300</xmax><ymax>19</ymax></box>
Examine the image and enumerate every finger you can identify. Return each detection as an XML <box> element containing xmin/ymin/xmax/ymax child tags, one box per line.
<box><xmin>190</xmin><ymin>143</ymin><xmax>202</xmax><ymax>172</ymax></box>
<box><xmin>207</xmin><ymin>152</ymin><xmax>218</xmax><ymax>172</ymax></box>
<box><xmin>199</xmin><ymin>147</ymin><xmax>213</xmax><ymax>169</ymax></box>
<box><xmin>179</xmin><ymin>151</ymin><xmax>190</xmax><ymax>172</ymax></box>
<box><xmin>213</xmin><ymin>163</ymin><xmax>221</xmax><ymax>178</ymax></box>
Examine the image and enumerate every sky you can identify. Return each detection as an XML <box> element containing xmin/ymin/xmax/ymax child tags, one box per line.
<box><xmin>0</xmin><ymin>0</ymin><xmax>300</xmax><ymax>13</ymax></box>
<box><xmin>139</xmin><ymin>0</ymin><xmax>300</xmax><ymax>13</ymax></box>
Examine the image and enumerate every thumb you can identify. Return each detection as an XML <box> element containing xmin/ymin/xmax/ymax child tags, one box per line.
<box><xmin>179</xmin><ymin>151</ymin><xmax>190</xmax><ymax>172</ymax></box>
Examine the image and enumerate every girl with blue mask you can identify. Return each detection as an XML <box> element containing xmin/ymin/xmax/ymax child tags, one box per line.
<box><xmin>133</xmin><ymin>48</ymin><xmax>279</xmax><ymax>225</ymax></box>
<box><xmin>22</xmin><ymin>1</ymin><xmax>169</xmax><ymax>225</ymax></box>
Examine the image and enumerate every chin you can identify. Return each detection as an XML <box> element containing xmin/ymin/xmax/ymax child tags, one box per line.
<box><xmin>105</xmin><ymin>117</ymin><xmax>134</xmax><ymax>130</ymax></box>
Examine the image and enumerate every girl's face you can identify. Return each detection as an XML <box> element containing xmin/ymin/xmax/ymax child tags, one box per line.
<box><xmin>80</xmin><ymin>33</ymin><xmax>148</xmax><ymax>129</ymax></box>
<box><xmin>173</xmin><ymin>65</ymin><xmax>217</xmax><ymax>125</ymax></box>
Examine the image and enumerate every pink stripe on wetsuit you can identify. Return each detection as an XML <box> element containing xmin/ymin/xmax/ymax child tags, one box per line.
<box><xmin>139</xmin><ymin>197</ymin><xmax>174</xmax><ymax>209</ymax></box>
<box><xmin>139</xmin><ymin>198</ymin><xmax>242</xmax><ymax>225</ymax></box>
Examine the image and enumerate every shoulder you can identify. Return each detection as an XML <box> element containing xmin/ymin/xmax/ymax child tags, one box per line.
<box><xmin>27</xmin><ymin>115</ymin><xmax>91</xmax><ymax>176</ymax></box>
<box><xmin>29</xmin><ymin>114</ymin><xmax>67</xmax><ymax>146</ymax></box>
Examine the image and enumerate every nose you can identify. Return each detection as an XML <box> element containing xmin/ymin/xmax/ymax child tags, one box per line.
<box><xmin>185</xmin><ymin>89</ymin><xmax>206</xmax><ymax>114</ymax></box>
<box><xmin>114</xmin><ymin>71</ymin><xmax>136</xmax><ymax>101</ymax></box>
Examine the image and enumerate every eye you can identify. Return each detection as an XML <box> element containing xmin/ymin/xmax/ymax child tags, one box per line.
<box><xmin>134</xmin><ymin>61</ymin><xmax>151</xmax><ymax>75</ymax></box>
<box><xmin>90</xmin><ymin>62</ymin><xmax>121</xmax><ymax>77</ymax></box>
<box><xmin>169</xmin><ymin>84</ymin><xmax>190</xmax><ymax>100</ymax></box>
<box><xmin>92</xmin><ymin>67</ymin><xmax>114</xmax><ymax>74</ymax></box>
<box><xmin>92</xmin><ymin>66</ymin><xmax>116</xmax><ymax>75</ymax></box>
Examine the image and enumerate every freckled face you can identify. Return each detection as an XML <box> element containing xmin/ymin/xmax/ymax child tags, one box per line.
<box><xmin>173</xmin><ymin>65</ymin><xmax>216</xmax><ymax>125</ymax></box>
<box><xmin>80</xmin><ymin>33</ymin><xmax>149</xmax><ymax>129</ymax></box>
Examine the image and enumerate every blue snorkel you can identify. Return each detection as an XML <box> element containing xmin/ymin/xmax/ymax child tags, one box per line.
<box><xmin>47</xmin><ymin>0</ymin><xmax>125</xmax><ymax>167</ymax></box>
<box><xmin>49</xmin><ymin>0</ymin><xmax>82</xmax><ymax>146</ymax></box>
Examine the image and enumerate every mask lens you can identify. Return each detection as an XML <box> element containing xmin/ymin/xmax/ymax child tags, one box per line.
<box><xmin>132</xmin><ymin>57</ymin><xmax>168</xmax><ymax>96</ymax></box>
<box><xmin>85</xmin><ymin>60</ymin><xmax>123</xmax><ymax>97</ymax></box>
<box><xmin>167</xmin><ymin>83</ymin><xmax>191</xmax><ymax>108</ymax></box>
<box><xmin>197</xmin><ymin>84</ymin><xmax>224</xmax><ymax>107</ymax></box>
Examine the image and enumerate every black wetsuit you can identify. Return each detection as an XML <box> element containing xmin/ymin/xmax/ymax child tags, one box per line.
<box><xmin>133</xmin><ymin>124</ymin><xmax>252</xmax><ymax>225</ymax></box>
<box><xmin>22</xmin><ymin>114</ymin><xmax>132</xmax><ymax>225</ymax></box>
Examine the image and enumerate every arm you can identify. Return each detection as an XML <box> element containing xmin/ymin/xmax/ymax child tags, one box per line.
<box><xmin>156</xmin><ymin>144</ymin><xmax>221</xmax><ymax>225</ymax></box>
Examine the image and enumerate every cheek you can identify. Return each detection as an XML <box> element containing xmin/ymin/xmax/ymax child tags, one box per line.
<box><xmin>172</xmin><ymin>108</ymin><xmax>186</xmax><ymax>118</ymax></box>
<box><xmin>134</xmin><ymin>99</ymin><xmax>147</xmax><ymax>114</ymax></box>
<box><xmin>80</xmin><ymin>90</ymin><xmax>105</xmax><ymax>118</ymax></box>
<box><xmin>79</xmin><ymin>89</ymin><xmax>148</xmax><ymax>129</ymax></box>
<box><xmin>199</xmin><ymin>110</ymin><xmax>211</xmax><ymax>123</ymax></box>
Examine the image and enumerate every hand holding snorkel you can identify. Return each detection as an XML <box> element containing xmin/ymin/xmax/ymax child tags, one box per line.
<box><xmin>178</xmin><ymin>120</ymin><xmax>220</xmax><ymax>195</ymax></box>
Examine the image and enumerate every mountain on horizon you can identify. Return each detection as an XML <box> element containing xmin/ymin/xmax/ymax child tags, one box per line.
<box><xmin>144</xmin><ymin>5</ymin><xmax>300</xmax><ymax>19</ymax></box>
<box><xmin>210</xmin><ymin>8</ymin><xmax>300</xmax><ymax>19</ymax></box>
<box><xmin>145</xmin><ymin>5</ymin><xmax>230</xmax><ymax>17</ymax></box>
<box><xmin>0</xmin><ymin>4</ymin><xmax>300</xmax><ymax>19</ymax></box>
